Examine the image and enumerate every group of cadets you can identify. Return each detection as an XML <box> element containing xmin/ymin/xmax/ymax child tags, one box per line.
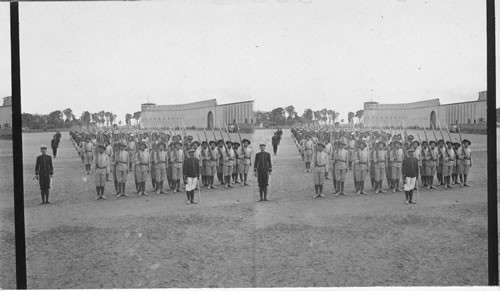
<box><xmin>69</xmin><ymin>128</ymin><xmax>253</xmax><ymax>204</ymax></box>
<box><xmin>291</xmin><ymin>126</ymin><xmax>473</xmax><ymax>204</ymax></box>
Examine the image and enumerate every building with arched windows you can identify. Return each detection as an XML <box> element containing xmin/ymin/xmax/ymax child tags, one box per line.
<box><xmin>363</xmin><ymin>91</ymin><xmax>487</xmax><ymax>128</ymax></box>
<box><xmin>140</xmin><ymin>99</ymin><xmax>254</xmax><ymax>130</ymax></box>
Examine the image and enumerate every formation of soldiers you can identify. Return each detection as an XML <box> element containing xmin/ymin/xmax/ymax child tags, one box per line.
<box><xmin>291</xmin><ymin>124</ymin><xmax>472</xmax><ymax>204</ymax></box>
<box><xmin>69</xmin><ymin>125</ymin><xmax>253</xmax><ymax>204</ymax></box>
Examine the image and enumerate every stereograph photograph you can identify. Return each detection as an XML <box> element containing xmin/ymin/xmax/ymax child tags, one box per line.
<box><xmin>0</xmin><ymin>0</ymin><xmax>495</xmax><ymax>288</ymax></box>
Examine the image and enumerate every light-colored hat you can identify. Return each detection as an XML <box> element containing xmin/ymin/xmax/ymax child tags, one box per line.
<box><xmin>41</xmin><ymin>145</ymin><xmax>47</xmax><ymax>149</ymax></box>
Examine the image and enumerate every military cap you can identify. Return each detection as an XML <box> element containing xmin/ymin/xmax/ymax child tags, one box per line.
<box><xmin>338</xmin><ymin>141</ymin><xmax>346</xmax><ymax>146</ymax></box>
<box><xmin>139</xmin><ymin>142</ymin><xmax>147</xmax><ymax>148</ymax></box>
<box><xmin>242</xmin><ymin>139</ymin><xmax>251</xmax><ymax>144</ymax></box>
<box><xmin>421</xmin><ymin>141</ymin><xmax>428</xmax><ymax>146</ymax></box>
<box><xmin>393</xmin><ymin>140</ymin><xmax>402</xmax><ymax>146</ymax></box>
<box><xmin>259</xmin><ymin>143</ymin><xmax>266</xmax><ymax>147</ymax></box>
<box><xmin>201</xmin><ymin>141</ymin><xmax>208</xmax><ymax>146</ymax></box>
<box><xmin>462</xmin><ymin>139</ymin><xmax>471</xmax><ymax>145</ymax></box>
<box><xmin>158</xmin><ymin>142</ymin><xmax>166</xmax><ymax>148</ymax></box>
<box><xmin>97</xmin><ymin>144</ymin><xmax>106</xmax><ymax>150</ymax></box>
<box><xmin>120</xmin><ymin>142</ymin><xmax>127</xmax><ymax>148</ymax></box>
<box><xmin>317</xmin><ymin>143</ymin><xmax>325</xmax><ymax>148</ymax></box>
<box><xmin>226</xmin><ymin>140</ymin><xmax>233</xmax><ymax>145</ymax></box>
<box><xmin>174</xmin><ymin>141</ymin><xmax>182</xmax><ymax>146</ymax></box>
<box><xmin>233</xmin><ymin>142</ymin><xmax>240</xmax><ymax>147</ymax></box>
<box><xmin>187</xmin><ymin>135</ymin><xmax>193</xmax><ymax>140</ymax></box>
<box><xmin>188</xmin><ymin>148</ymin><xmax>195</xmax><ymax>153</ymax></box>
<box><xmin>217</xmin><ymin>139</ymin><xmax>224</xmax><ymax>144</ymax></box>
<box><xmin>191</xmin><ymin>141</ymin><xmax>200</xmax><ymax>147</ymax></box>
<box><xmin>408</xmin><ymin>135</ymin><xmax>414</xmax><ymax>139</ymax></box>
<box><xmin>445</xmin><ymin>141</ymin><xmax>453</xmax><ymax>146</ymax></box>
<box><xmin>209</xmin><ymin>140</ymin><xmax>217</xmax><ymax>146</ymax></box>
<box><xmin>453</xmin><ymin>142</ymin><xmax>461</xmax><ymax>147</ymax></box>
<box><xmin>359</xmin><ymin>141</ymin><xmax>367</xmax><ymax>147</ymax></box>
<box><xmin>429</xmin><ymin>140</ymin><xmax>437</xmax><ymax>146</ymax></box>
<box><xmin>437</xmin><ymin>139</ymin><xmax>444</xmax><ymax>144</ymax></box>
<box><xmin>41</xmin><ymin>144</ymin><xmax>47</xmax><ymax>149</ymax></box>
<box><xmin>377</xmin><ymin>141</ymin><xmax>386</xmax><ymax>147</ymax></box>
<box><xmin>407</xmin><ymin>148</ymin><xmax>415</xmax><ymax>153</ymax></box>
<box><xmin>411</xmin><ymin>140</ymin><xmax>420</xmax><ymax>146</ymax></box>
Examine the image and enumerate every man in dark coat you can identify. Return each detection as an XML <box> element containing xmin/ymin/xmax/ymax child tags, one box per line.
<box><xmin>271</xmin><ymin>132</ymin><xmax>280</xmax><ymax>156</ymax></box>
<box><xmin>254</xmin><ymin>143</ymin><xmax>272</xmax><ymax>201</ymax></box>
<box><xmin>51</xmin><ymin>135</ymin><xmax>60</xmax><ymax>158</ymax></box>
<box><xmin>35</xmin><ymin>145</ymin><xmax>54</xmax><ymax>204</ymax></box>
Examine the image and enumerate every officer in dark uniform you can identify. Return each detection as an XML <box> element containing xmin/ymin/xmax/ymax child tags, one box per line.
<box><xmin>35</xmin><ymin>145</ymin><xmax>54</xmax><ymax>204</ymax></box>
<box><xmin>254</xmin><ymin>143</ymin><xmax>272</xmax><ymax>201</ymax></box>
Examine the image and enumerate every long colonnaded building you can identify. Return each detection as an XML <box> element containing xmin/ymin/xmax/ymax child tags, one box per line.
<box><xmin>140</xmin><ymin>99</ymin><xmax>254</xmax><ymax>130</ymax></box>
<box><xmin>363</xmin><ymin>91</ymin><xmax>487</xmax><ymax>128</ymax></box>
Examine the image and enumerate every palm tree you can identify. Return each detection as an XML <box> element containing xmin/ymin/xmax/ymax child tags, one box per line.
<box><xmin>105</xmin><ymin>112</ymin><xmax>111</xmax><ymax>127</ymax></box>
<box><xmin>62</xmin><ymin>108</ymin><xmax>73</xmax><ymax>122</ymax></box>
<box><xmin>348</xmin><ymin>112</ymin><xmax>355</xmax><ymax>124</ymax></box>
<box><xmin>133</xmin><ymin>111</ymin><xmax>141</xmax><ymax>125</ymax></box>
<box><xmin>355</xmin><ymin>110</ymin><xmax>364</xmax><ymax>124</ymax></box>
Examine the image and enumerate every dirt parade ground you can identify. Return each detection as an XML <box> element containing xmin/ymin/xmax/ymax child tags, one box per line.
<box><xmin>0</xmin><ymin>128</ymin><xmax>496</xmax><ymax>288</ymax></box>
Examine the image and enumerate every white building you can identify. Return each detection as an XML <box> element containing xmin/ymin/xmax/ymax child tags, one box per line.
<box><xmin>140</xmin><ymin>99</ymin><xmax>254</xmax><ymax>129</ymax></box>
<box><xmin>363</xmin><ymin>91</ymin><xmax>487</xmax><ymax>128</ymax></box>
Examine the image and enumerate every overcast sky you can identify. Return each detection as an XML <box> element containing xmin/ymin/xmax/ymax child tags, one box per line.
<box><xmin>0</xmin><ymin>0</ymin><xmax>490</xmax><ymax>123</ymax></box>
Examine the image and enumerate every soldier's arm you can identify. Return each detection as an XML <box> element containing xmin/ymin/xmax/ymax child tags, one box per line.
<box><xmin>35</xmin><ymin>157</ymin><xmax>40</xmax><ymax>176</ymax></box>
<box><xmin>267</xmin><ymin>153</ymin><xmax>272</xmax><ymax>174</ymax></box>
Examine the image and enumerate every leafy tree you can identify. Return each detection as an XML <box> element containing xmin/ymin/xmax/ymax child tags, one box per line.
<box><xmin>270</xmin><ymin>107</ymin><xmax>285</xmax><ymax>125</ymax></box>
<box><xmin>47</xmin><ymin>110</ymin><xmax>64</xmax><ymax>128</ymax></box>
<box><xmin>62</xmin><ymin>108</ymin><xmax>73</xmax><ymax>121</ymax></box>
<box><xmin>285</xmin><ymin>105</ymin><xmax>296</xmax><ymax>120</ymax></box>
<box><xmin>80</xmin><ymin>111</ymin><xmax>91</xmax><ymax>126</ymax></box>
<box><xmin>313</xmin><ymin>110</ymin><xmax>321</xmax><ymax>121</ymax></box>
<box><xmin>302</xmin><ymin>109</ymin><xmax>313</xmax><ymax>121</ymax></box>
<box><xmin>133</xmin><ymin>111</ymin><xmax>141</xmax><ymax>125</ymax></box>
<box><xmin>355</xmin><ymin>110</ymin><xmax>364</xmax><ymax>123</ymax></box>
<box><xmin>91</xmin><ymin>113</ymin><xmax>100</xmax><ymax>125</ymax></box>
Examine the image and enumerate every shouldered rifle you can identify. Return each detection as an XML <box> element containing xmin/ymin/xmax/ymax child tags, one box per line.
<box><xmin>437</xmin><ymin>119</ymin><xmax>446</xmax><ymax>142</ymax></box>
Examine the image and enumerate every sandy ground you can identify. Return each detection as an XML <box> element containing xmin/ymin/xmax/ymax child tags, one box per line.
<box><xmin>0</xmin><ymin>128</ymin><xmax>496</xmax><ymax>288</ymax></box>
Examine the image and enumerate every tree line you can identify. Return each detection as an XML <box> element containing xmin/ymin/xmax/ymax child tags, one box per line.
<box><xmin>21</xmin><ymin>109</ymin><xmax>142</xmax><ymax>130</ymax></box>
<box><xmin>254</xmin><ymin>105</ymin><xmax>364</xmax><ymax>127</ymax></box>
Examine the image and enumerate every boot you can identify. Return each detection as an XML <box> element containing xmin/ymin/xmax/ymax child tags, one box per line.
<box><xmin>463</xmin><ymin>175</ymin><xmax>469</xmax><ymax>186</ymax></box>
<box><xmin>258</xmin><ymin>188</ymin><xmax>263</xmax><ymax>201</ymax></box>
<box><xmin>95</xmin><ymin>187</ymin><xmax>101</xmax><ymax>200</ymax></box>
<box><xmin>121</xmin><ymin>183</ymin><xmax>127</xmax><ymax>197</ymax></box>
<box><xmin>263</xmin><ymin>187</ymin><xmax>268</xmax><ymax>201</ymax></box>
<box><xmin>319</xmin><ymin>185</ymin><xmax>325</xmax><ymax>197</ymax></box>
<box><xmin>356</xmin><ymin>182</ymin><xmax>361</xmax><ymax>194</ymax></box>
<box><xmin>379</xmin><ymin>181</ymin><xmax>386</xmax><ymax>193</ymax></box>
<box><xmin>340</xmin><ymin>182</ymin><xmax>345</xmax><ymax>195</ymax></box>
<box><xmin>334</xmin><ymin>181</ymin><xmax>340</xmax><ymax>195</ymax></box>
<box><xmin>405</xmin><ymin>191</ymin><xmax>409</xmax><ymax>204</ymax></box>
<box><xmin>409</xmin><ymin>190</ymin><xmax>416</xmax><ymax>204</ymax></box>
<box><xmin>314</xmin><ymin>185</ymin><xmax>319</xmax><ymax>197</ymax></box>
<box><xmin>360</xmin><ymin>181</ymin><xmax>367</xmax><ymax>195</ymax></box>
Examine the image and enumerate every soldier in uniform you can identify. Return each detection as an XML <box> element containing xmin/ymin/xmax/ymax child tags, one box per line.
<box><xmin>154</xmin><ymin>142</ymin><xmax>168</xmax><ymax>194</ymax></box>
<box><xmin>390</xmin><ymin>140</ymin><xmax>404</xmax><ymax>193</ymax></box>
<box><xmin>134</xmin><ymin>142</ymin><xmax>150</xmax><ymax>196</ymax></box>
<box><xmin>223</xmin><ymin>140</ymin><xmax>236</xmax><ymax>187</ymax></box>
<box><xmin>183</xmin><ymin>148</ymin><xmax>200</xmax><ymax>205</ymax></box>
<box><xmin>420</xmin><ymin>141</ymin><xmax>429</xmax><ymax>187</ymax></box>
<box><xmin>200</xmin><ymin>141</ymin><xmax>209</xmax><ymax>187</ymax></box>
<box><xmin>239</xmin><ymin>139</ymin><xmax>252</xmax><ymax>186</ymax></box>
<box><xmin>254</xmin><ymin>143</ymin><xmax>272</xmax><ymax>201</ymax></box>
<box><xmin>171</xmin><ymin>141</ymin><xmax>184</xmax><ymax>193</ymax></box>
<box><xmin>35</xmin><ymin>145</ymin><xmax>54</xmax><ymax>204</ymax></box>
<box><xmin>115</xmin><ymin>143</ymin><xmax>129</xmax><ymax>197</ymax></box>
<box><xmin>207</xmin><ymin>141</ymin><xmax>219</xmax><ymax>189</ymax></box>
<box><xmin>94</xmin><ymin>144</ymin><xmax>109</xmax><ymax>200</ymax></box>
<box><xmin>457</xmin><ymin>139</ymin><xmax>472</xmax><ymax>186</ymax></box>
<box><xmin>353</xmin><ymin>140</ymin><xmax>369</xmax><ymax>195</ymax></box>
<box><xmin>436</xmin><ymin>140</ymin><xmax>445</xmax><ymax>186</ymax></box>
<box><xmin>334</xmin><ymin>141</ymin><xmax>349</xmax><ymax>195</ymax></box>
<box><xmin>303</xmin><ymin>135</ymin><xmax>314</xmax><ymax>173</ymax></box>
<box><xmin>386</xmin><ymin>141</ymin><xmax>394</xmax><ymax>191</ymax></box>
<box><xmin>150</xmin><ymin>143</ymin><xmax>157</xmax><ymax>191</ymax></box>
<box><xmin>402</xmin><ymin>148</ymin><xmax>419</xmax><ymax>204</ymax></box>
<box><xmin>167</xmin><ymin>142</ymin><xmax>175</xmax><ymax>189</ymax></box>
<box><xmin>217</xmin><ymin>140</ymin><xmax>225</xmax><ymax>185</ymax></box>
<box><xmin>232</xmin><ymin>142</ymin><xmax>241</xmax><ymax>184</ymax></box>
<box><xmin>426</xmin><ymin>140</ymin><xmax>438</xmax><ymax>189</ymax></box>
<box><xmin>312</xmin><ymin>143</ymin><xmax>328</xmax><ymax>198</ymax></box>
<box><xmin>443</xmin><ymin>141</ymin><xmax>456</xmax><ymax>188</ymax></box>
<box><xmin>373</xmin><ymin>141</ymin><xmax>388</xmax><ymax>194</ymax></box>
<box><xmin>83</xmin><ymin>137</ymin><xmax>94</xmax><ymax>175</ymax></box>
<box><xmin>51</xmin><ymin>135</ymin><xmax>60</xmax><ymax>159</ymax></box>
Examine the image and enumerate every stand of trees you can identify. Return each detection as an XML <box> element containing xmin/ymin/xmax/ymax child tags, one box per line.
<box><xmin>21</xmin><ymin>108</ymin><xmax>119</xmax><ymax>130</ymax></box>
<box><xmin>255</xmin><ymin>105</ymin><xmax>364</xmax><ymax>127</ymax></box>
